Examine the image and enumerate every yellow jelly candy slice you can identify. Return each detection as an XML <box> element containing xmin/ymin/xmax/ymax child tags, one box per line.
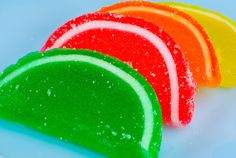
<box><xmin>162</xmin><ymin>2</ymin><xmax>236</xmax><ymax>87</ymax></box>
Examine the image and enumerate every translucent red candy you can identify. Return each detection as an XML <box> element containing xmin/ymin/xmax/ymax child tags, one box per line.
<box><xmin>41</xmin><ymin>12</ymin><xmax>196</xmax><ymax>127</ymax></box>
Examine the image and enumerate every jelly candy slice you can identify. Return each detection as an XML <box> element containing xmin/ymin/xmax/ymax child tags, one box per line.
<box><xmin>0</xmin><ymin>49</ymin><xmax>162</xmax><ymax>158</ymax></box>
<box><xmin>41</xmin><ymin>12</ymin><xmax>195</xmax><ymax>127</ymax></box>
<box><xmin>100</xmin><ymin>1</ymin><xmax>220</xmax><ymax>87</ymax></box>
<box><xmin>162</xmin><ymin>2</ymin><xmax>236</xmax><ymax>88</ymax></box>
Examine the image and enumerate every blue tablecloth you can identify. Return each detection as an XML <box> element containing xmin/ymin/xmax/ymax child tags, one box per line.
<box><xmin>0</xmin><ymin>0</ymin><xmax>235</xmax><ymax>158</ymax></box>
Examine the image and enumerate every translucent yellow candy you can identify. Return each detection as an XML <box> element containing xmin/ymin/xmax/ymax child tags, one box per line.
<box><xmin>161</xmin><ymin>2</ymin><xmax>236</xmax><ymax>87</ymax></box>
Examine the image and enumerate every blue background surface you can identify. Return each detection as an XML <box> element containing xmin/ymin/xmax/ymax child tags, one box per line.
<box><xmin>0</xmin><ymin>0</ymin><xmax>235</xmax><ymax>158</ymax></box>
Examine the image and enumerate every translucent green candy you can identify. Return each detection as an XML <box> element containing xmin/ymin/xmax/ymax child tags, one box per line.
<box><xmin>0</xmin><ymin>49</ymin><xmax>162</xmax><ymax>158</ymax></box>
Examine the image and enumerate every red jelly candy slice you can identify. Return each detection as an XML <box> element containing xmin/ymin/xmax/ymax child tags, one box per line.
<box><xmin>41</xmin><ymin>12</ymin><xmax>196</xmax><ymax>127</ymax></box>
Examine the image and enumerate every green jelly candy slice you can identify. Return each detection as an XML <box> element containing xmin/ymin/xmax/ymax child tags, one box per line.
<box><xmin>0</xmin><ymin>49</ymin><xmax>162</xmax><ymax>158</ymax></box>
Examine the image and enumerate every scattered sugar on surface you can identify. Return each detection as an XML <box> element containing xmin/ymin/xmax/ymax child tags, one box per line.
<box><xmin>125</xmin><ymin>61</ymin><xmax>133</xmax><ymax>68</ymax></box>
<box><xmin>174</xmin><ymin>44</ymin><xmax>180</xmax><ymax>49</ymax></box>
<box><xmin>173</xmin><ymin>49</ymin><xmax>179</xmax><ymax>54</ymax></box>
<box><xmin>166</xmin><ymin>41</ymin><xmax>171</xmax><ymax>46</ymax></box>
<box><xmin>111</xmin><ymin>13</ymin><xmax>124</xmax><ymax>19</ymax></box>
<box><xmin>105</xmin><ymin>124</ymin><xmax>110</xmax><ymax>129</ymax></box>
<box><xmin>153</xmin><ymin>110</ymin><xmax>158</xmax><ymax>116</ymax></box>
<box><xmin>59</xmin><ymin>137</ymin><xmax>63</xmax><ymax>141</ymax></box>
<box><xmin>15</xmin><ymin>84</ymin><xmax>20</xmax><ymax>90</ymax></box>
<box><xmin>164</xmin><ymin>87</ymin><xmax>168</xmax><ymax>92</ymax></box>
<box><xmin>47</xmin><ymin>89</ymin><xmax>52</xmax><ymax>96</ymax></box>
<box><xmin>121</xmin><ymin>133</ymin><xmax>132</xmax><ymax>140</ymax></box>
<box><xmin>96</xmin><ymin>131</ymin><xmax>102</xmax><ymax>136</ymax></box>
<box><xmin>120</xmin><ymin>126</ymin><xmax>125</xmax><ymax>131</ymax></box>
<box><xmin>25</xmin><ymin>76</ymin><xmax>29</xmax><ymax>81</ymax></box>
<box><xmin>111</xmin><ymin>131</ymin><xmax>118</xmax><ymax>136</ymax></box>
<box><xmin>43</xmin><ymin>122</ymin><xmax>47</xmax><ymax>127</ymax></box>
<box><xmin>150</xmin><ymin>72</ymin><xmax>156</xmax><ymax>77</ymax></box>
<box><xmin>70</xmin><ymin>23</ymin><xmax>77</xmax><ymax>30</ymax></box>
<box><xmin>158</xmin><ymin>28</ymin><xmax>164</xmax><ymax>33</ymax></box>
<box><xmin>185</xmin><ymin>67</ymin><xmax>196</xmax><ymax>89</ymax></box>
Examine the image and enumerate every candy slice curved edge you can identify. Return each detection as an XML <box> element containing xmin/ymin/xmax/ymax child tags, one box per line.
<box><xmin>0</xmin><ymin>48</ymin><xmax>162</xmax><ymax>158</ymax></box>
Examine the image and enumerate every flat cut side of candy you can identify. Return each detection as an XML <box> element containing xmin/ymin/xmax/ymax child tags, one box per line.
<box><xmin>0</xmin><ymin>49</ymin><xmax>162</xmax><ymax>158</ymax></box>
<box><xmin>100</xmin><ymin>1</ymin><xmax>220</xmax><ymax>87</ymax></box>
<box><xmin>162</xmin><ymin>2</ymin><xmax>236</xmax><ymax>88</ymax></box>
<box><xmin>41</xmin><ymin>12</ymin><xmax>196</xmax><ymax>127</ymax></box>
